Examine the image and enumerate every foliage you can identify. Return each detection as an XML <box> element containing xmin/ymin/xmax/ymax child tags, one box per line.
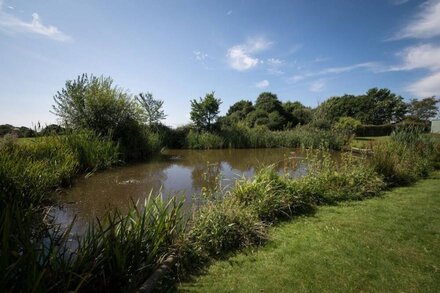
<box><xmin>0</xmin><ymin>124</ymin><xmax>36</xmax><ymax>138</ymax></box>
<box><xmin>190</xmin><ymin>92</ymin><xmax>222</xmax><ymax>131</ymax></box>
<box><xmin>370</xmin><ymin>128</ymin><xmax>436</xmax><ymax>186</ymax></box>
<box><xmin>135</xmin><ymin>92</ymin><xmax>167</xmax><ymax>127</ymax></box>
<box><xmin>185</xmin><ymin>197</ymin><xmax>267</xmax><ymax>259</ymax></box>
<box><xmin>232</xmin><ymin>167</ymin><xmax>314</xmax><ymax>221</ymax></box>
<box><xmin>0</xmin><ymin>194</ymin><xmax>184</xmax><ymax>292</ymax></box>
<box><xmin>333</xmin><ymin>117</ymin><xmax>361</xmax><ymax>144</ymax></box>
<box><xmin>302</xmin><ymin>150</ymin><xmax>385</xmax><ymax>204</ymax></box>
<box><xmin>51</xmin><ymin>74</ymin><xmax>148</xmax><ymax>161</ymax></box>
<box><xmin>315</xmin><ymin>88</ymin><xmax>406</xmax><ymax>125</ymax></box>
<box><xmin>179</xmin><ymin>173</ymin><xmax>440</xmax><ymax>292</ymax></box>
<box><xmin>406</xmin><ymin>96</ymin><xmax>439</xmax><ymax>123</ymax></box>
<box><xmin>186</xmin><ymin>129</ymin><xmax>224</xmax><ymax>149</ymax></box>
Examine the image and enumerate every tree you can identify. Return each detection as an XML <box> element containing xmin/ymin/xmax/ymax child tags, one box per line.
<box><xmin>314</xmin><ymin>88</ymin><xmax>407</xmax><ymax>125</ymax></box>
<box><xmin>52</xmin><ymin>74</ymin><xmax>139</xmax><ymax>135</ymax></box>
<box><xmin>255</xmin><ymin>92</ymin><xmax>284</xmax><ymax>113</ymax></box>
<box><xmin>407</xmin><ymin>97</ymin><xmax>439</xmax><ymax>123</ymax></box>
<box><xmin>226</xmin><ymin>100</ymin><xmax>254</xmax><ymax>120</ymax></box>
<box><xmin>52</xmin><ymin>74</ymin><xmax>149</xmax><ymax>161</ymax></box>
<box><xmin>366</xmin><ymin>88</ymin><xmax>406</xmax><ymax>124</ymax></box>
<box><xmin>190</xmin><ymin>92</ymin><xmax>222</xmax><ymax>131</ymax></box>
<box><xmin>135</xmin><ymin>92</ymin><xmax>167</xmax><ymax>127</ymax></box>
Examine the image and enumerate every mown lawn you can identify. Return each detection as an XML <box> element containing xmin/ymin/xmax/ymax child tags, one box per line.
<box><xmin>179</xmin><ymin>172</ymin><xmax>440</xmax><ymax>292</ymax></box>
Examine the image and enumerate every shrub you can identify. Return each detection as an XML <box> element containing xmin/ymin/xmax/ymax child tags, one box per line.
<box><xmin>61</xmin><ymin>130</ymin><xmax>120</xmax><ymax>172</ymax></box>
<box><xmin>185</xmin><ymin>197</ymin><xmax>267</xmax><ymax>259</ymax></box>
<box><xmin>301</xmin><ymin>151</ymin><xmax>385</xmax><ymax>204</ymax></box>
<box><xmin>232</xmin><ymin>167</ymin><xmax>314</xmax><ymax>220</ymax></box>
<box><xmin>186</xmin><ymin>130</ymin><xmax>224</xmax><ymax>149</ymax></box>
<box><xmin>371</xmin><ymin>140</ymin><xmax>432</xmax><ymax>186</ymax></box>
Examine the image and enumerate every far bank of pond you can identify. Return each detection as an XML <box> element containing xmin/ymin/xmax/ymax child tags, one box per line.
<box><xmin>55</xmin><ymin>148</ymin><xmax>341</xmax><ymax>227</ymax></box>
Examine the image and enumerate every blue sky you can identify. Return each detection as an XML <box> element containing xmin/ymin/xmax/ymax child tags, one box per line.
<box><xmin>1</xmin><ymin>0</ymin><xmax>439</xmax><ymax>127</ymax></box>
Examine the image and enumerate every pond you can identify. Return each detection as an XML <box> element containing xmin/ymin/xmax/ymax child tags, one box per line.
<box><xmin>55</xmin><ymin>148</ymin><xmax>337</xmax><ymax>229</ymax></box>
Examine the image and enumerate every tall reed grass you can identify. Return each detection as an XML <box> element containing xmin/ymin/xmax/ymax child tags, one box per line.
<box><xmin>186</xmin><ymin>125</ymin><xmax>347</xmax><ymax>150</ymax></box>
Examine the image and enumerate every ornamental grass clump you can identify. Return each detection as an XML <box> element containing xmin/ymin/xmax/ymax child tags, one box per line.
<box><xmin>231</xmin><ymin>167</ymin><xmax>314</xmax><ymax>221</ymax></box>
<box><xmin>184</xmin><ymin>197</ymin><xmax>267</xmax><ymax>261</ymax></box>
<box><xmin>298</xmin><ymin>149</ymin><xmax>385</xmax><ymax>204</ymax></box>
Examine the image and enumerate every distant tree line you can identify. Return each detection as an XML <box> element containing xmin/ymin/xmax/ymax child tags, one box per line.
<box><xmin>189</xmin><ymin>88</ymin><xmax>439</xmax><ymax>133</ymax></box>
<box><xmin>2</xmin><ymin>74</ymin><xmax>439</xmax><ymax>143</ymax></box>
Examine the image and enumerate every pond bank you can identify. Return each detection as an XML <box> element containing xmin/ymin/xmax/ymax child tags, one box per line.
<box><xmin>179</xmin><ymin>172</ymin><xmax>440</xmax><ymax>292</ymax></box>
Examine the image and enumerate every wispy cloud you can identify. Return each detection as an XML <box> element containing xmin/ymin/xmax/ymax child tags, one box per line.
<box><xmin>290</xmin><ymin>62</ymin><xmax>380</xmax><ymax>82</ymax></box>
<box><xmin>0</xmin><ymin>3</ymin><xmax>71</xmax><ymax>42</ymax></box>
<box><xmin>390</xmin><ymin>0</ymin><xmax>410</xmax><ymax>5</ymax></box>
<box><xmin>309</xmin><ymin>79</ymin><xmax>325</xmax><ymax>92</ymax></box>
<box><xmin>407</xmin><ymin>71</ymin><xmax>440</xmax><ymax>96</ymax></box>
<box><xmin>255</xmin><ymin>79</ymin><xmax>270</xmax><ymax>88</ymax></box>
<box><xmin>386</xmin><ymin>44</ymin><xmax>440</xmax><ymax>72</ymax></box>
<box><xmin>266</xmin><ymin>58</ymin><xmax>284</xmax><ymax>75</ymax></box>
<box><xmin>227</xmin><ymin>37</ymin><xmax>272</xmax><ymax>71</ymax></box>
<box><xmin>193</xmin><ymin>51</ymin><xmax>208</xmax><ymax>61</ymax></box>
<box><xmin>385</xmin><ymin>43</ymin><xmax>440</xmax><ymax>97</ymax></box>
<box><xmin>226</xmin><ymin>10</ymin><xmax>233</xmax><ymax>16</ymax></box>
<box><xmin>392</xmin><ymin>0</ymin><xmax>440</xmax><ymax>39</ymax></box>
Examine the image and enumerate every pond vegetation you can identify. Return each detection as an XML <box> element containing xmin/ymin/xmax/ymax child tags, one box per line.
<box><xmin>1</xmin><ymin>74</ymin><xmax>439</xmax><ymax>292</ymax></box>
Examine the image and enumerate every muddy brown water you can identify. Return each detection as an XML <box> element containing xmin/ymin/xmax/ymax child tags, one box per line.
<box><xmin>55</xmin><ymin>148</ymin><xmax>339</xmax><ymax>230</ymax></box>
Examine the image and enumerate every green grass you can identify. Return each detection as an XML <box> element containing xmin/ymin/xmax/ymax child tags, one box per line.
<box><xmin>179</xmin><ymin>172</ymin><xmax>440</xmax><ymax>292</ymax></box>
<box><xmin>351</xmin><ymin>136</ymin><xmax>390</xmax><ymax>149</ymax></box>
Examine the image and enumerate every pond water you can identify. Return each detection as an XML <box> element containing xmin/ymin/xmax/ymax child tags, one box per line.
<box><xmin>55</xmin><ymin>148</ymin><xmax>336</xmax><ymax>229</ymax></box>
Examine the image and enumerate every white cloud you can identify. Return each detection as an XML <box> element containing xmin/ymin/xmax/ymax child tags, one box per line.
<box><xmin>389</xmin><ymin>44</ymin><xmax>440</xmax><ymax>71</ymax></box>
<box><xmin>227</xmin><ymin>10</ymin><xmax>232</xmax><ymax>16</ymax></box>
<box><xmin>393</xmin><ymin>0</ymin><xmax>440</xmax><ymax>39</ymax></box>
<box><xmin>267</xmin><ymin>58</ymin><xmax>284</xmax><ymax>75</ymax></box>
<box><xmin>407</xmin><ymin>71</ymin><xmax>440</xmax><ymax>96</ymax></box>
<box><xmin>319</xmin><ymin>62</ymin><xmax>380</xmax><ymax>74</ymax></box>
<box><xmin>290</xmin><ymin>75</ymin><xmax>304</xmax><ymax>82</ymax></box>
<box><xmin>193</xmin><ymin>51</ymin><xmax>208</xmax><ymax>61</ymax></box>
<box><xmin>0</xmin><ymin>7</ymin><xmax>71</xmax><ymax>42</ymax></box>
<box><xmin>310</xmin><ymin>80</ymin><xmax>325</xmax><ymax>92</ymax></box>
<box><xmin>385</xmin><ymin>43</ymin><xmax>440</xmax><ymax>97</ymax></box>
<box><xmin>227</xmin><ymin>37</ymin><xmax>272</xmax><ymax>71</ymax></box>
<box><xmin>391</xmin><ymin>0</ymin><xmax>410</xmax><ymax>5</ymax></box>
<box><xmin>227</xmin><ymin>46</ymin><xmax>259</xmax><ymax>71</ymax></box>
<box><xmin>255</xmin><ymin>80</ymin><xmax>270</xmax><ymax>88</ymax></box>
<box><xmin>267</xmin><ymin>58</ymin><xmax>282</xmax><ymax>65</ymax></box>
<box><xmin>290</xmin><ymin>62</ymin><xmax>380</xmax><ymax>82</ymax></box>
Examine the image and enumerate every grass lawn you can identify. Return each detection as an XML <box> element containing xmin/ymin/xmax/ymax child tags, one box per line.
<box><xmin>350</xmin><ymin>136</ymin><xmax>390</xmax><ymax>149</ymax></box>
<box><xmin>179</xmin><ymin>172</ymin><xmax>440</xmax><ymax>292</ymax></box>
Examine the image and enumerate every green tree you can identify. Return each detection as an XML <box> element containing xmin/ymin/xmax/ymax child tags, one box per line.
<box><xmin>135</xmin><ymin>92</ymin><xmax>167</xmax><ymax>127</ymax></box>
<box><xmin>255</xmin><ymin>92</ymin><xmax>284</xmax><ymax>113</ymax></box>
<box><xmin>407</xmin><ymin>97</ymin><xmax>439</xmax><ymax>123</ymax></box>
<box><xmin>315</xmin><ymin>88</ymin><xmax>407</xmax><ymax>125</ymax></box>
<box><xmin>52</xmin><ymin>74</ymin><xmax>139</xmax><ymax>135</ymax></box>
<box><xmin>190</xmin><ymin>92</ymin><xmax>222</xmax><ymax>131</ymax></box>
<box><xmin>226</xmin><ymin>100</ymin><xmax>254</xmax><ymax>120</ymax></box>
<box><xmin>366</xmin><ymin>88</ymin><xmax>407</xmax><ymax>124</ymax></box>
<box><xmin>52</xmin><ymin>74</ymin><xmax>149</xmax><ymax>161</ymax></box>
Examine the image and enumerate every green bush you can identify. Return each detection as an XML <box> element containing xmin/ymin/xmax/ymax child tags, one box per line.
<box><xmin>301</xmin><ymin>151</ymin><xmax>385</xmax><ymax>204</ymax></box>
<box><xmin>232</xmin><ymin>167</ymin><xmax>314</xmax><ymax>220</ymax></box>
<box><xmin>186</xmin><ymin>130</ymin><xmax>224</xmax><ymax>149</ymax></box>
<box><xmin>185</xmin><ymin>197</ymin><xmax>267</xmax><ymax>259</ymax></box>
<box><xmin>61</xmin><ymin>130</ymin><xmax>120</xmax><ymax>172</ymax></box>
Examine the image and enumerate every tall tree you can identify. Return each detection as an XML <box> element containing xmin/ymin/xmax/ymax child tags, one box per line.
<box><xmin>135</xmin><ymin>92</ymin><xmax>167</xmax><ymax>127</ymax></box>
<box><xmin>190</xmin><ymin>92</ymin><xmax>222</xmax><ymax>131</ymax></box>
<box><xmin>407</xmin><ymin>97</ymin><xmax>439</xmax><ymax>123</ymax></box>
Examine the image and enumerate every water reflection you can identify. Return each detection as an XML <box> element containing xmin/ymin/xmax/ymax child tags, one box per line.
<box><xmin>56</xmin><ymin>148</ymin><xmax>316</xmax><ymax>225</ymax></box>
